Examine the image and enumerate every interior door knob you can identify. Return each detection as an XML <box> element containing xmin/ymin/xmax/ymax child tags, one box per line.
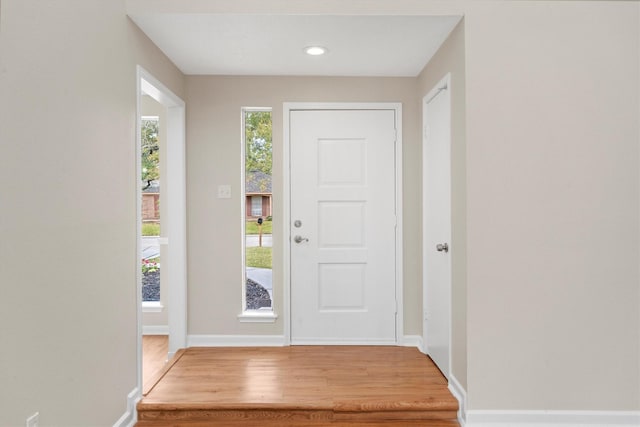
<box><xmin>294</xmin><ymin>235</ymin><xmax>309</xmax><ymax>243</ymax></box>
<box><xmin>436</xmin><ymin>243</ymin><xmax>449</xmax><ymax>253</ymax></box>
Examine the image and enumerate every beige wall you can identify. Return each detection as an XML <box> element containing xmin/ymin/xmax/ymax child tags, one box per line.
<box><xmin>0</xmin><ymin>1</ymin><xmax>184</xmax><ymax>425</ymax></box>
<box><xmin>185</xmin><ymin>76</ymin><xmax>422</xmax><ymax>336</ymax></box>
<box><xmin>417</xmin><ymin>20</ymin><xmax>467</xmax><ymax>390</ymax></box>
<box><xmin>464</xmin><ymin>1</ymin><xmax>639</xmax><ymax>410</ymax></box>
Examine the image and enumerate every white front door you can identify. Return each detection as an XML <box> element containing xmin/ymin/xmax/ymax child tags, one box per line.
<box><xmin>290</xmin><ymin>108</ymin><xmax>398</xmax><ymax>344</ymax></box>
<box><xmin>423</xmin><ymin>75</ymin><xmax>452</xmax><ymax>377</ymax></box>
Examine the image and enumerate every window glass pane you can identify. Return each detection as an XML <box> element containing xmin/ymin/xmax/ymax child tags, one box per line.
<box><xmin>141</xmin><ymin>116</ymin><xmax>161</xmax><ymax>302</ymax></box>
<box><xmin>251</xmin><ymin>196</ymin><xmax>262</xmax><ymax>216</ymax></box>
<box><xmin>243</xmin><ymin>109</ymin><xmax>273</xmax><ymax>311</ymax></box>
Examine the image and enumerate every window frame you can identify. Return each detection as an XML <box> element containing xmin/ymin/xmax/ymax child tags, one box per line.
<box><xmin>240</xmin><ymin>107</ymin><xmax>276</xmax><ymax>321</ymax></box>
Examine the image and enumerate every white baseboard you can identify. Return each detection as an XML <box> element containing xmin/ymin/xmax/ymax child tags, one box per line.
<box><xmin>449</xmin><ymin>374</ymin><xmax>467</xmax><ymax>425</ymax></box>
<box><xmin>401</xmin><ymin>335</ymin><xmax>425</xmax><ymax>352</ymax></box>
<box><xmin>465</xmin><ymin>410</ymin><xmax>640</xmax><ymax>426</ymax></box>
<box><xmin>142</xmin><ymin>325</ymin><xmax>169</xmax><ymax>335</ymax></box>
<box><xmin>187</xmin><ymin>335</ymin><xmax>426</xmax><ymax>349</ymax></box>
<box><xmin>112</xmin><ymin>387</ymin><xmax>140</xmax><ymax>427</ymax></box>
<box><xmin>187</xmin><ymin>334</ymin><xmax>286</xmax><ymax>347</ymax></box>
<box><xmin>291</xmin><ymin>338</ymin><xmax>397</xmax><ymax>345</ymax></box>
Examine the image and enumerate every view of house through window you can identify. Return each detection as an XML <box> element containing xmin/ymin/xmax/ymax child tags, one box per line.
<box><xmin>243</xmin><ymin>109</ymin><xmax>273</xmax><ymax>311</ymax></box>
<box><xmin>141</xmin><ymin>116</ymin><xmax>161</xmax><ymax>303</ymax></box>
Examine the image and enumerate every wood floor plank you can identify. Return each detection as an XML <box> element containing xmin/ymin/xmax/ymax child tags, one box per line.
<box><xmin>137</xmin><ymin>346</ymin><xmax>459</xmax><ymax>426</ymax></box>
<box><xmin>143</xmin><ymin>335</ymin><xmax>169</xmax><ymax>395</ymax></box>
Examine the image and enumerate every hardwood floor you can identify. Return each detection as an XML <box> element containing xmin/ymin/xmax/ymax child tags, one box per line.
<box><xmin>137</xmin><ymin>346</ymin><xmax>459</xmax><ymax>426</ymax></box>
<box><xmin>143</xmin><ymin>335</ymin><xmax>169</xmax><ymax>396</ymax></box>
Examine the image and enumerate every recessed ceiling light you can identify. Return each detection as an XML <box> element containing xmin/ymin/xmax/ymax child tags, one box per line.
<box><xmin>304</xmin><ymin>46</ymin><xmax>328</xmax><ymax>56</ymax></box>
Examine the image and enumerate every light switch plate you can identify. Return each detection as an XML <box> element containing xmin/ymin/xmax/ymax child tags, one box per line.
<box><xmin>217</xmin><ymin>185</ymin><xmax>231</xmax><ymax>199</ymax></box>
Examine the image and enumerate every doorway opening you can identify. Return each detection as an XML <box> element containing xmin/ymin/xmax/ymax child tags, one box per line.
<box><xmin>136</xmin><ymin>66</ymin><xmax>186</xmax><ymax>397</ymax></box>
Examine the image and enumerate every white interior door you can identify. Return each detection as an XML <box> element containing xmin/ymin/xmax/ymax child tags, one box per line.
<box><xmin>290</xmin><ymin>108</ymin><xmax>397</xmax><ymax>344</ymax></box>
<box><xmin>423</xmin><ymin>76</ymin><xmax>452</xmax><ymax>377</ymax></box>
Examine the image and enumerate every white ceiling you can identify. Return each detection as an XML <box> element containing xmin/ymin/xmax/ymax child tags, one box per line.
<box><xmin>128</xmin><ymin>14</ymin><xmax>461</xmax><ymax>77</ymax></box>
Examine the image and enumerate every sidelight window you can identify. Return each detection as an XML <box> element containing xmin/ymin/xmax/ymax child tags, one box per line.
<box><xmin>241</xmin><ymin>108</ymin><xmax>274</xmax><ymax>316</ymax></box>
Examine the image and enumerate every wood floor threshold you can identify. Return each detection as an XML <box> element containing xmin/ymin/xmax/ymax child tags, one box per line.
<box><xmin>138</xmin><ymin>401</ymin><xmax>456</xmax><ymax>412</ymax></box>
<box><xmin>137</xmin><ymin>409</ymin><xmax>457</xmax><ymax>420</ymax></box>
<box><xmin>136</xmin><ymin>421</ymin><xmax>461</xmax><ymax>427</ymax></box>
<box><xmin>137</xmin><ymin>346</ymin><xmax>459</xmax><ymax>426</ymax></box>
<box><xmin>144</xmin><ymin>348</ymin><xmax>187</xmax><ymax>397</ymax></box>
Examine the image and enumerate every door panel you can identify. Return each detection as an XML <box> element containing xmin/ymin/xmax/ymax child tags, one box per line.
<box><xmin>423</xmin><ymin>78</ymin><xmax>452</xmax><ymax>377</ymax></box>
<box><xmin>290</xmin><ymin>109</ymin><xmax>397</xmax><ymax>344</ymax></box>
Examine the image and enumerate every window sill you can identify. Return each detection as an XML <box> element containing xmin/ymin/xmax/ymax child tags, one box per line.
<box><xmin>142</xmin><ymin>301</ymin><xmax>164</xmax><ymax>313</ymax></box>
<box><xmin>238</xmin><ymin>310</ymin><xmax>278</xmax><ymax>323</ymax></box>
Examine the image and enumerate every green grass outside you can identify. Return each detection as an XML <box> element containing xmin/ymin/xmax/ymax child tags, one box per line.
<box><xmin>245</xmin><ymin>220</ymin><xmax>272</xmax><ymax>235</ymax></box>
<box><xmin>246</xmin><ymin>247</ymin><xmax>272</xmax><ymax>269</ymax></box>
<box><xmin>142</xmin><ymin>222</ymin><xmax>160</xmax><ymax>236</ymax></box>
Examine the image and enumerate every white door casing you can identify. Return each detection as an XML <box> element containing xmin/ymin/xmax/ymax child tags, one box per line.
<box><xmin>423</xmin><ymin>75</ymin><xmax>452</xmax><ymax>377</ymax></box>
<box><xmin>286</xmin><ymin>104</ymin><xmax>402</xmax><ymax>345</ymax></box>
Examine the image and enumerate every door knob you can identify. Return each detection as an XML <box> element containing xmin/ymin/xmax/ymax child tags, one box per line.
<box><xmin>436</xmin><ymin>243</ymin><xmax>449</xmax><ymax>253</ymax></box>
<box><xmin>294</xmin><ymin>235</ymin><xmax>309</xmax><ymax>243</ymax></box>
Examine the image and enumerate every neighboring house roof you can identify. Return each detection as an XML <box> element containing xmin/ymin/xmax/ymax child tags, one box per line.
<box><xmin>246</xmin><ymin>171</ymin><xmax>272</xmax><ymax>194</ymax></box>
<box><xmin>142</xmin><ymin>180</ymin><xmax>160</xmax><ymax>193</ymax></box>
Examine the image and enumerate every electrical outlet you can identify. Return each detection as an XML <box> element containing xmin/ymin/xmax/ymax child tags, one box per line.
<box><xmin>26</xmin><ymin>412</ymin><xmax>39</xmax><ymax>427</ymax></box>
<box><xmin>217</xmin><ymin>184</ymin><xmax>231</xmax><ymax>199</ymax></box>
